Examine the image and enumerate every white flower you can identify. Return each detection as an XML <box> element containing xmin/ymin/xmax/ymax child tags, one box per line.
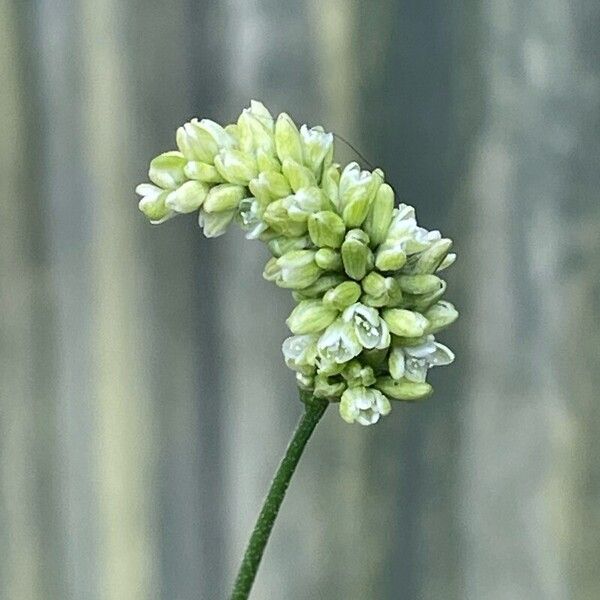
<box><xmin>136</xmin><ymin>183</ymin><xmax>174</xmax><ymax>224</ymax></box>
<box><xmin>282</xmin><ymin>334</ymin><xmax>319</xmax><ymax>375</ymax></box>
<box><xmin>300</xmin><ymin>124</ymin><xmax>333</xmax><ymax>175</ymax></box>
<box><xmin>238</xmin><ymin>198</ymin><xmax>269</xmax><ymax>239</ymax></box>
<box><xmin>317</xmin><ymin>318</ymin><xmax>362</xmax><ymax>364</ymax></box>
<box><xmin>342</xmin><ymin>303</ymin><xmax>390</xmax><ymax>350</ymax></box>
<box><xmin>385</xmin><ymin>204</ymin><xmax>442</xmax><ymax>255</ymax></box>
<box><xmin>339</xmin><ymin>386</ymin><xmax>391</xmax><ymax>426</ymax></box>
<box><xmin>389</xmin><ymin>335</ymin><xmax>454</xmax><ymax>383</ymax></box>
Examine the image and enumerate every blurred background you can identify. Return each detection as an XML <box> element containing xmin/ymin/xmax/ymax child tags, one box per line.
<box><xmin>2</xmin><ymin>0</ymin><xmax>600</xmax><ymax>599</ymax></box>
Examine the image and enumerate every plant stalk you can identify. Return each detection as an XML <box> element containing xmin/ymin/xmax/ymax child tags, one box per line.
<box><xmin>230</xmin><ymin>393</ymin><xmax>328</xmax><ymax>600</ymax></box>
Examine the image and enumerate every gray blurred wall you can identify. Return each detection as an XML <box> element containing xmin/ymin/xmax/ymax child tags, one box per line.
<box><xmin>1</xmin><ymin>0</ymin><xmax>600</xmax><ymax>599</ymax></box>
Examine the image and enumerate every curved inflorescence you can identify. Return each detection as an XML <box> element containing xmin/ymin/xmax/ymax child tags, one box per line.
<box><xmin>136</xmin><ymin>101</ymin><xmax>458</xmax><ymax>426</ymax></box>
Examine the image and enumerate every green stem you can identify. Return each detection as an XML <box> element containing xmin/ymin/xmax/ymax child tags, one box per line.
<box><xmin>230</xmin><ymin>393</ymin><xmax>328</xmax><ymax>600</ymax></box>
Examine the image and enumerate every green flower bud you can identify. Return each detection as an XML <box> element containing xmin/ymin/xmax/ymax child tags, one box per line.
<box><xmin>275</xmin><ymin>113</ymin><xmax>303</xmax><ymax>164</ymax></box>
<box><xmin>423</xmin><ymin>301</ymin><xmax>459</xmax><ymax>334</ymax></box>
<box><xmin>275</xmin><ymin>250</ymin><xmax>323</xmax><ymax>289</ymax></box>
<box><xmin>362</xmin><ymin>271</ymin><xmax>387</xmax><ymax>298</ymax></box>
<box><xmin>262</xmin><ymin>257</ymin><xmax>280</xmax><ymax>282</ymax></box>
<box><xmin>148</xmin><ymin>151</ymin><xmax>187</xmax><ymax>189</ymax></box>
<box><xmin>375</xmin><ymin>376</ymin><xmax>432</xmax><ymax>401</ymax></box>
<box><xmin>292</xmin><ymin>274</ymin><xmax>346</xmax><ymax>299</ymax></box>
<box><xmin>361</xmin><ymin>293</ymin><xmax>389</xmax><ymax>308</ymax></box>
<box><xmin>184</xmin><ymin>161</ymin><xmax>224</xmax><ymax>183</ymax></box>
<box><xmin>308</xmin><ymin>211</ymin><xmax>346</xmax><ymax>248</ymax></box>
<box><xmin>176</xmin><ymin>121</ymin><xmax>214</xmax><ymax>162</ymax></box>
<box><xmin>321</xmin><ymin>164</ymin><xmax>341</xmax><ymax>206</ymax></box>
<box><xmin>237</xmin><ymin>108</ymin><xmax>275</xmax><ymax>154</ymax></box>
<box><xmin>247</xmin><ymin>100</ymin><xmax>274</xmax><ymax>129</ymax></box>
<box><xmin>341</xmin><ymin>229</ymin><xmax>373</xmax><ymax>281</ymax></box>
<box><xmin>296</xmin><ymin>372</ymin><xmax>314</xmax><ymax>391</ymax></box>
<box><xmin>256</xmin><ymin>149</ymin><xmax>281</xmax><ymax>173</ymax></box>
<box><xmin>198</xmin><ymin>208</ymin><xmax>235</xmax><ymax>238</ymax></box>
<box><xmin>385</xmin><ymin>277</ymin><xmax>403</xmax><ymax>306</ymax></box>
<box><xmin>248</xmin><ymin>176</ymin><xmax>273</xmax><ymax>211</ymax></box>
<box><xmin>409</xmin><ymin>280</ymin><xmax>447</xmax><ymax>312</ymax></box>
<box><xmin>382</xmin><ymin>309</ymin><xmax>429</xmax><ymax>337</ymax></box>
<box><xmin>363</xmin><ymin>183</ymin><xmax>394</xmax><ymax>247</ymax></box>
<box><xmin>214</xmin><ymin>149</ymin><xmax>258</xmax><ymax>185</ymax></box>
<box><xmin>263</xmin><ymin>200</ymin><xmax>308</xmax><ymax>237</ymax></box>
<box><xmin>313</xmin><ymin>373</ymin><xmax>346</xmax><ymax>399</ymax></box>
<box><xmin>410</xmin><ymin>239</ymin><xmax>453</xmax><ymax>274</ymax></box>
<box><xmin>375</xmin><ymin>242</ymin><xmax>407</xmax><ymax>272</ymax></box>
<box><xmin>339</xmin><ymin>163</ymin><xmax>382</xmax><ymax>227</ymax></box>
<box><xmin>136</xmin><ymin>184</ymin><xmax>173</xmax><ymax>224</ymax></box>
<box><xmin>286</xmin><ymin>299</ymin><xmax>338</xmax><ymax>334</ymax></box>
<box><xmin>315</xmin><ymin>248</ymin><xmax>342</xmax><ymax>271</ymax></box>
<box><xmin>203</xmin><ymin>184</ymin><xmax>246</xmax><ymax>213</ymax></box>
<box><xmin>165</xmin><ymin>180</ymin><xmax>209</xmax><ymax>213</ymax></box>
<box><xmin>282</xmin><ymin>159</ymin><xmax>317</xmax><ymax>192</ymax></box>
<box><xmin>257</xmin><ymin>171</ymin><xmax>291</xmax><ymax>199</ymax></box>
<box><xmin>342</xmin><ymin>360</ymin><xmax>376</xmax><ymax>388</ymax></box>
<box><xmin>267</xmin><ymin>235</ymin><xmax>310</xmax><ymax>257</ymax></box>
<box><xmin>323</xmin><ymin>281</ymin><xmax>362</xmax><ymax>310</ymax></box>
<box><xmin>396</xmin><ymin>274</ymin><xmax>443</xmax><ymax>295</ymax></box>
<box><xmin>284</xmin><ymin>187</ymin><xmax>325</xmax><ymax>222</ymax></box>
<box><xmin>437</xmin><ymin>252</ymin><xmax>456</xmax><ymax>272</ymax></box>
<box><xmin>300</xmin><ymin>125</ymin><xmax>334</xmax><ymax>176</ymax></box>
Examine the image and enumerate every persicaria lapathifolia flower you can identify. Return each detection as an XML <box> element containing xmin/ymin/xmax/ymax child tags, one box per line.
<box><xmin>136</xmin><ymin>100</ymin><xmax>458</xmax><ymax>426</ymax></box>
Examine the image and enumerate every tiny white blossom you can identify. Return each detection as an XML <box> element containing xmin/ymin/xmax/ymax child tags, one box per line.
<box><xmin>342</xmin><ymin>303</ymin><xmax>390</xmax><ymax>350</ymax></box>
<box><xmin>339</xmin><ymin>386</ymin><xmax>391</xmax><ymax>426</ymax></box>
<box><xmin>317</xmin><ymin>318</ymin><xmax>362</xmax><ymax>364</ymax></box>
<box><xmin>389</xmin><ymin>335</ymin><xmax>454</xmax><ymax>382</ymax></box>
<box><xmin>282</xmin><ymin>334</ymin><xmax>319</xmax><ymax>375</ymax></box>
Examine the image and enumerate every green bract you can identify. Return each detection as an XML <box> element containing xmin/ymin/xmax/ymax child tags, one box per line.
<box><xmin>136</xmin><ymin>100</ymin><xmax>458</xmax><ymax>426</ymax></box>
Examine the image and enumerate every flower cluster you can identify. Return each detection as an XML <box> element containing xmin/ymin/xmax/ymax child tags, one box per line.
<box><xmin>136</xmin><ymin>101</ymin><xmax>458</xmax><ymax>426</ymax></box>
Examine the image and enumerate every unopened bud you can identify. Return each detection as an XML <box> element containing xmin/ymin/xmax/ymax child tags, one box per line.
<box><xmin>363</xmin><ymin>183</ymin><xmax>394</xmax><ymax>247</ymax></box>
<box><xmin>257</xmin><ymin>171</ymin><xmax>291</xmax><ymax>198</ymax></box>
<box><xmin>263</xmin><ymin>200</ymin><xmax>308</xmax><ymax>237</ymax></box>
<box><xmin>282</xmin><ymin>159</ymin><xmax>317</xmax><ymax>192</ymax></box>
<box><xmin>198</xmin><ymin>208</ymin><xmax>235</xmax><ymax>238</ymax></box>
<box><xmin>286</xmin><ymin>299</ymin><xmax>338</xmax><ymax>334</ymax></box>
<box><xmin>275</xmin><ymin>113</ymin><xmax>303</xmax><ymax>164</ymax></box>
<box><xmin>203</xmin><ymin>184</ymin><xmax>246</xmax><ymax>213</ymax></box>
<box><xmin>375</xmin><ymin>376</ymin><xmax>432</xmax><ymax>401</ymax></box>
<box><xmin>300</xmin><ymin>124</ymin><xmax>334</xmax><ymax>176</ymax></box>
<box><xmin>341</xmin><ymin>229</ymin><xmax>372</xmax><ymax>281</ymax></box>
<box><xmin>375</xmin><ymin>242</ymin><xmax>407</xmax><ymax>271</ymax></box>
<box><xmin>267</xmin><ymin>235</ymin><xmax>310</xmax><ymax>257</ymax></box>
<box><xmin>148</xmin><ymin>151</ymin><xmax>187</xmax><ymax>189</ymax></box>
<box><xmin>165</xmin><ymin>180</ymin><xmax>209</xmax><ymax>213</ymax></box>
<box><xmin>308</xmin><ymin>211</ymin><xmax>346</xmax><ymax>248</ymax></box>
<box><xmin>362</xmin><ymin>271</ymin><xmax>387</xmax><ymax>297</ymax></box>
<box><xmin>136</xmin><ymin>184</ymin><xmax>172</xmax><ymax>224</ymax></box>
<box><xmin>342</xmin><ymin>360</ymin><xmax>376</xmax><ymax>388</ymax></box>
<box><xmin>406</xmin><ymin>239</ymin><xmax>453</xmax><ymax>274</ymax></box>
<box><xmin>214</xmin><ymin>149</ymin><xmax>258</xmax><ymax>185</ymax></box>
<box><xmin>396</xmin><ymin>274</ymin><xmax>443</xmax><ymax>295</ymax></box>
<box><xmin>293</xmin><ymin>274</ymin><xmax>346</xmax><ymax>300</ymax></box>
<box><xmin>382</xmin><ymin>309</ymin><xmax>429</xmax><ymax>337</ymax></box>
<box><xmin>339</xmin><ymin>163</ymin><xmax>382</xmax><ymax>227</ymax></box>
<box><xmin>315</xmin><ymin>248</ymin><xmax>342</xmax><ymax>271</ymax></box>
<box><xmin>423</xmin><ymin>301</ymin><xmax>458</xmax><ymax>334</ymax></box>
<box><xmin>321</xmin><ymin>164</ymin><xmax>341</xmax><ymax>207</ymax></box>
<box><xmin>276</xmin><ymin>250</ymin><xmax>322</xmax><ymax>289</ymax></box>
<box><xmin>184</xmin><ymin>161</ymin><xmax>224</xmax><ymax>183</ymax></box>
<box><xmin>437</xmin><ymin>252</ymin><xmax>456</xmax><ymax>272</ymax></box>
<box><xmin>323</xmin><ymin>281</ymin><xmax>362</xmax><ymax>310</ymax></box>
<box><xmin>313</xmin><ymin>373</ymin><xmax>346</xmax><ymax>399</ymax></box>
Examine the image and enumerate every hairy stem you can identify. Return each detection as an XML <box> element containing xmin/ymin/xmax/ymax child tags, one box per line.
<box><xmin>230</xmin><ymin>393</ymin><xmax>328</xmax><ymax>600</ymax></box>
